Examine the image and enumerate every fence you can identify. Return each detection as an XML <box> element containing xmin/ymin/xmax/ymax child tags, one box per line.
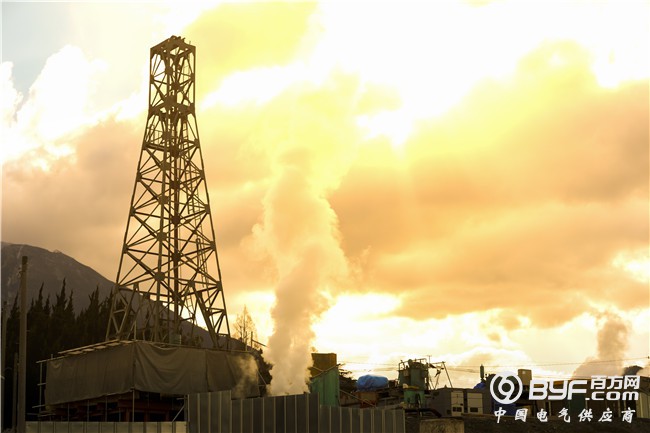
<box><xmin>187</xmin><ymin>391</ymin><xmax>405</xmax><ymax>433</ymax></box>
<box><xmin>25</xmin><ymin>421</ymin><xmax>186</xmax><ymax>433</ymax></box>
<box><xmin>26</xmin><ymin>392</ymin><xmax>406</xmax><ymax>433</ymax></box>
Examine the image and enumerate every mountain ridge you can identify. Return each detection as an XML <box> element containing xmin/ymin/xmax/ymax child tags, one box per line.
<box><xmin>0</xmin><ymin>242</ymin><xmax>231</xmax><ymax>349</ymax></box>
<box><xmin>1</xmin><ymin>242</ymin><xmax>114</xmax><ymax>311</ymax></box>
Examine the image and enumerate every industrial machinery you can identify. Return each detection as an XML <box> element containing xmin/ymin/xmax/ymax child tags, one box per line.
<box><xmin>398</xmin><ymin>358</ymin><xmax>453</xmax><ymax>409</ymax></box>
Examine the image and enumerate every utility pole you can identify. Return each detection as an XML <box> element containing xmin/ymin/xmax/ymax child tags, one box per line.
<box><xmin>12</xmin><ymin>355</ymin><xmax>17</xmax><ymax>432</ymax></box>
<box><xmin>18</xmin><ymin>256</ymin><xmax>28</xmax><ymax>433</ymax></box>
<box><xmin>1</xmin><ymin>300</ymin><xmax>7</xmax><ymax>430</ymax></box>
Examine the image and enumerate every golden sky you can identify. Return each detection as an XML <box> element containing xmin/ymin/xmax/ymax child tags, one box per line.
<box><xmin>2</xmin><ymin>0</ymin><xmax>649</xmax><ymax>390</ymax></box>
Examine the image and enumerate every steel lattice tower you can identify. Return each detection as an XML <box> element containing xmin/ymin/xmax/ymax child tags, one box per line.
<box><xmin>107</xmin><ymin>36</ymin><xmax>230</xmax><ymax>348</ymax></box>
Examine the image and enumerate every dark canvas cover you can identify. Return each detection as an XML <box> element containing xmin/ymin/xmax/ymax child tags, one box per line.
<box><xmin>45</xmin><ymin>341</ymin><xmax>259</xmax><ymax>405</ymax></box>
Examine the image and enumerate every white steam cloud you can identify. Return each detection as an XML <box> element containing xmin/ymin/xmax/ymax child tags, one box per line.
<box><xmin>252</xmin><ymin>86</ymin><xmax>357</xmax><ymax>395</ymax></box>
<box><xmin>254</xmin><ymin>150</ymin><xmax>349</xmax><ymax>395</ymax></box>
<box><xmin>573</xmin><ymin>312</ymin><xmax>629</xmax><ymax>378</ymax></box>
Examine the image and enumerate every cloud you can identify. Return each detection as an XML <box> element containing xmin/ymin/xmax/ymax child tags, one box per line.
<box><xmin>1</xmin><ymin>1</ymin><xmax>320</xmax><ymax>280</ymax></box>
<box><xmin>1</xmin><ymin>42</ymin><xmax>147</xmax><ymax>278</ymax></box>
<box><xmin>2</xmin><ymin>2</ymin><xmax>647</xmax><ymax>389</ymax></box>
<box><xmin>1</xmin><ymin>63</ymin><xmax>22</xmax><ymax>129</ymax></box>
<box><xmin>4</xmin><ymin>37</ymin><xmax>647</xmax><ymax>335</ymax></box>
<box><xmin>1</xmin><ymin>46</ymin><xmax>108</xmax><ymax>168</ymax></box>
<box><xmin>2</xmin><ymin>115</ymin><xmax>142</xmax><ymax>279</ymax></box>
<box><xmin>326</xmin><ymin>42</ymin><xmax>648</xmax><ymax>327</ymax></box>
<box><xmin>184</xmin><ymin>2</ymin><xmax>318</xmax><ymax>95</ymax></box>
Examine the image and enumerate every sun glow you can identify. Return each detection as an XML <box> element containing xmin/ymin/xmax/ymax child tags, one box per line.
<box><xmin>192</xmin><ymin>0</ymin><xmax>649</xmax><ymax>148</ymax></box>
<box><xmin>310</xmin><ymin>0</ymin><xmax>650</xmax><ymax>146</ymax></box>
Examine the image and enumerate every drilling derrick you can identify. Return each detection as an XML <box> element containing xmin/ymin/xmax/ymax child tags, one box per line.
<box><xmin>107</xmin><ymin>36</ymin><xmax>230</xmax><ymax>348</ymax></box>
<box><xmin>39</xmin><ymin>38</ymin><xmax>257</xmax><ymax>421</ymax></box>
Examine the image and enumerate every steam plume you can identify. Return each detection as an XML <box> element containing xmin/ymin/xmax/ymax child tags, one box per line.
<box><xmin>573</xmin><ymin>312</ymin><xmax>629</xmax><ymax>378</ymax></box>
<box><xmin>253</xmin><ymin>88</ymin><xmax>355</xmax><ymax>395</ymax></box>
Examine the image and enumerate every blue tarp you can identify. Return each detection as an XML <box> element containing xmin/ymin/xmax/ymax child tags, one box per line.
<box><xmin>356</xmin><ymin>374</ymin><xmax>389</xmax><ymax>391</ymax></box>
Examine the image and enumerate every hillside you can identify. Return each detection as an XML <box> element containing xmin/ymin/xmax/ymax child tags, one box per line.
<box><xmin>1</xmin><ymin>242</ymin><xmax>228</xmax><ymax>348</ymax></box>
<box><xmin>1</xmin><ymin>242</ymin><xmax>113</xmax><ymax>310</ymax></box>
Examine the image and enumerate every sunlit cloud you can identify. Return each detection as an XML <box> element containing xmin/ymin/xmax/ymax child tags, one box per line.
<box><xmin>612</xmin><ymin>249</ymin><xmax>650</xmax><ymax>284</ymax></box>
<box><xmin>1</xmin><ymin>46</ymin><xmax>109</xmax><ymax>169</ymax></box>
<box><xmin>356</xmin><ymin>110</ymin><xmax>413</xmax><ymax>149</ymax></box>
<box><xmin>202</xmin><ymin>64</ymin><xmax>307</xmax><ymax>109</ymax></box>
<box><xmin>2</xmin><ymin>0</ymin><xmax>647</xmax><ymax>392</ymax></box>
<box><xmin>311</xmin><ymin>0</ymin><xmax>649</xmax><ymax>145</ymax></box>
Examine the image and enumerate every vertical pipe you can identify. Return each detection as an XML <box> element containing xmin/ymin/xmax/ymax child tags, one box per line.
<box><xmin>18</xmin><ymin>256</ymin><xmax>28</xmax><ymax>433</ymax></box>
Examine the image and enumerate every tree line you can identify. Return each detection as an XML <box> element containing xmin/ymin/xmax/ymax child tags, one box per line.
<box><xmin>1</xmin><ymin>283</ymin><xmax>273</xmax><ymax>429</ymax></box>
<box><xmin>1</xmin><ymin>280</ymin><xmax>112</xmax><ymax>430</ymax></box>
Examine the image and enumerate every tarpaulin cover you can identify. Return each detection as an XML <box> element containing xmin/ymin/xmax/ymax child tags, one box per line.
<box><xmin>45</xmin><ymin>341</ymin><xmax>259</xmax><ymax>405</ymax></box>
<box><xmin>206</xmin><ymin>350</ymin><xmax>259</xmax><ymax>399</ymax></box>
<box><xmin>45</xmin><ymin>342</ymin><xmax>135</xmax><ymax>405</ymax></box>
<box><xmin>356</xmin><ymin>374</ymin><xmax>389</xmax><ymax>391</ymax></box>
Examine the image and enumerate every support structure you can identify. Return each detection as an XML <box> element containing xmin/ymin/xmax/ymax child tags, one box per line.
<box><xmin>107</xmin><ymin>36</ymin><xmax>230</xmax><ymax>348</ymax></box>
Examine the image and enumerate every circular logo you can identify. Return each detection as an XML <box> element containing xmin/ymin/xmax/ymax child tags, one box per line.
<box><xmin>490</xmin><ymin>371</ymin><xmax>523</xmax><ymax>404</ymax></box>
